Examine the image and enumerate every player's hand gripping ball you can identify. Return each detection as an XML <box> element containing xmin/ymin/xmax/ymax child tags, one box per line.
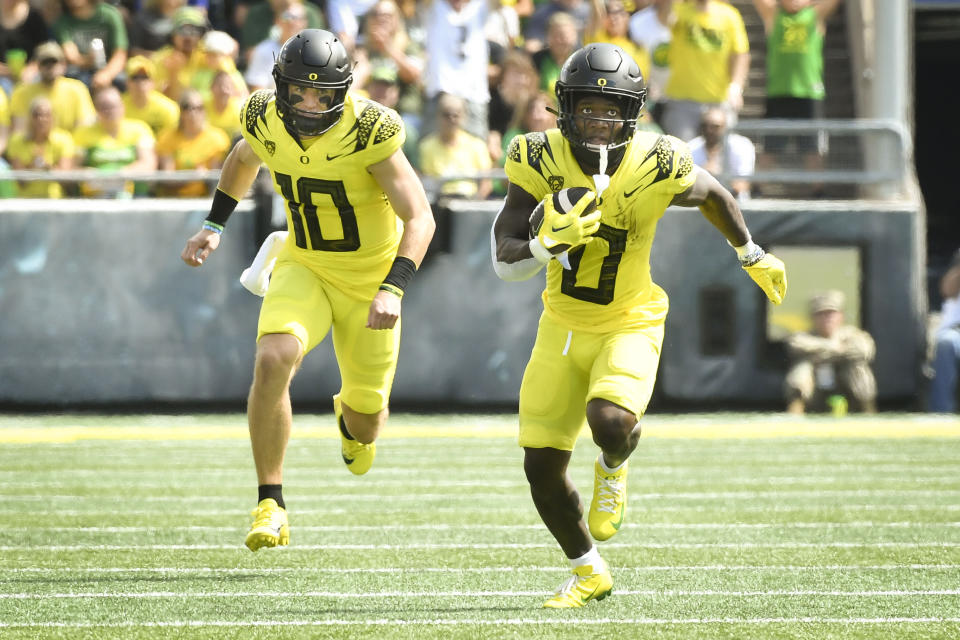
<box><xmin>529</xmin><ymin>187</ymin><xmax>601</xmax><ymax>251</ymax></box>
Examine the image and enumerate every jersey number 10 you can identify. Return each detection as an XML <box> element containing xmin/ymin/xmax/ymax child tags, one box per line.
<box><xmin>275</xmin><ymin>171</ymin><xmax>361</xmax><ymax>252</ymax></box>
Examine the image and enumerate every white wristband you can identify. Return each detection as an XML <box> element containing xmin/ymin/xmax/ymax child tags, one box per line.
<box><xmin>528</xmin><ymin>237</ymin><xmax>553</xmax><ymax>264</ymax></box>
<box><xmin>731</xmin><ymin>239</ymin><xmax>759</xmax><ymax>260</ymax></box>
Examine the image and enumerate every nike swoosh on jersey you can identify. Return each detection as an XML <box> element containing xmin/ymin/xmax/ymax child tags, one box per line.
<box><xmin>326</xmin><ymin>153</ymin><xmax>343</xmax><ymax>161</ymax></box>
<box><xmin>623</xmin><ymin>185</ymin><xmax>642</xmax><ymax>199</ymax></box>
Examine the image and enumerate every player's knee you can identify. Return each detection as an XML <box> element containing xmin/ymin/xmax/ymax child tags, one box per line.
<box><xmin>523</xmin><ymin>448</ymin><xmax>566</xmax><ymax>488</ymax></box>
<box><xmin>253</xmin><ymin>335</ymin><xmax>301</xmax><ymax>382</ymax></box>
<box><xmin>586</xmin><ymin>400</ymin><xmax>636</xmax><ymax>451</ymax></box>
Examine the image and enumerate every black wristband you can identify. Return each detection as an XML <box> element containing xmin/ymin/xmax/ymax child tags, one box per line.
<box><xmin>381</xmin><ymin>256</ymin><xmax>418</xmax><ymax>293</ymax></box>
<box><xmin>206</xmin><ymin>189</ymin><xmax>240</xmax><ymax>227</ymax></box>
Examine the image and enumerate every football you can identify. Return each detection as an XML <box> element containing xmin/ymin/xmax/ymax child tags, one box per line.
<box><xmin>528</xmin><ymin>186</ymin><xmax>598</xmax><ymax>240</ymax></box>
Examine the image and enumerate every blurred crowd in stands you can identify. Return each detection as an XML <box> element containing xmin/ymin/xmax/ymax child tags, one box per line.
<box><xmin>0</xmin><ymin>0</ymin><xmax>842</xmax><ymax>199</ymax></box>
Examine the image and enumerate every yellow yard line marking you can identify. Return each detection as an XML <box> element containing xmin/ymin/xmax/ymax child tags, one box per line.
<box><xmin>0</xmin><ymin>415</ymin><xmax>958</xmax><ymax>443</ymax></box>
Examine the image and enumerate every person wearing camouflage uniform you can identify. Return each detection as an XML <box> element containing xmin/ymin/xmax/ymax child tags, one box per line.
<box><xmin>785</xmin><ymin>290</ymin><xmax>877</xmax><ymax>414</ymax></box>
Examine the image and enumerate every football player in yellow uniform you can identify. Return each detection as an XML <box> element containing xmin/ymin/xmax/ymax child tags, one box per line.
<box><xmin>492</xmin><ymin>43</ymin><xmax>786</xmax><ymax>608</ymax></box>
<box><xmin>180</xmin><ymin>30</ymin><xmax>435</xmax><ymax>551</ymax></box>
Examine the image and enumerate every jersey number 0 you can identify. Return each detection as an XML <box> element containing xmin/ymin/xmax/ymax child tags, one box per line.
<box><xmin>275</xmin><ymin>171</ymin><xmax>361</xmax><ymax>252</ymax></box>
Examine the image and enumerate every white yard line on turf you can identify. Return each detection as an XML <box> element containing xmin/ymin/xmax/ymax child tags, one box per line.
<box><xmin>2</xmin><ymin>617</ymin><xmax>960</xmax><ymax>628</ymax></box>
<box><xmin>4</xmin><ymin>589</ymin><xmax>960</xmax><ymax>600</ymax></box>
<box><xmin>4</xmin><ymin>542</ymin><xmax>960</xmax><ymax>551</ymax></box>
<box><xmin>5</xmin><ymin>564</ymin><xmax>959</xmax><ymax>574</ymax></box>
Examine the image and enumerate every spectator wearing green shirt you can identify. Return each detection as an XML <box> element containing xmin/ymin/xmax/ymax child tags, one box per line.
<box><xmin>53</xmin><ymin>0</ymin><xmax>129</xmax><ymax>90</ymax></box>
<box><xmin>751</xmin><ymin>0</ymin><xmax>842</xmax><ymax>182</ymax></box>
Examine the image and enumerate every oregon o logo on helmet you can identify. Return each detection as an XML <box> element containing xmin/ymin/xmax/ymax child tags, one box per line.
<box><xmin>597</xmin><ymin>78</ymin><xmax>607</xmax><ymax>86</ymax></box>
<box><xmin>308</xmin><ymin>73</ymin><xmax>318</xmax><ymax>80</ymax></box>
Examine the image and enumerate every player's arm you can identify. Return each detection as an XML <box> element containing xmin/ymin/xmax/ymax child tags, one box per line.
<box><xmin>180</xmin><ymin>137</ymin><xmax>262</xmax><ymax>267</ymax></box>
<box><xmin>672</xmin><ymin>166</ymin><xmax>787</xmax><ymax>304</ymax></box>
<box><xmin>365</xmin><ymin>148</ymin><xmax>437</xmax><ymax>330</ymax></box>
<box><xmin>491</xmin><ymin>182</ymin><xmax>558</xmax><ymax>282</ymax></box>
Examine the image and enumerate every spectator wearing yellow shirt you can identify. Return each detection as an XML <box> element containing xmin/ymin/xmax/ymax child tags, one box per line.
<box><xmin>659</xmin><ymin>0</ymin><xmax>749</xmax><ymax>141</ymax></box>
<box><xmin>152</xmin><ymin>7</ymin><xmax>208</xmax><ymax>101</ymax></box>
<box><xmin>9</xmin><ymin>41</ymin><xmax>96</xmax><ymax>134</ymax></box>
<box><xmin>190</xmin><ymin>30</ymin><xmax>248</xmax><ymax>101</ymax></box>
<box><xmin>418</xmin><ymin>93</ymin><xmax>493</xmax><ymax>200</ymax></box>
<box><xmin>204</xmin><ymin>70</ymin><xmax>242</xmax><ymax>142</ymax></box>
<box><xmin>122</xmin><ymin>55</ymin><xmax>180</xmax><ymax>137</ymax></box>
<box><xmin>585</xmin><ymin>0</ymin><xmax>650</xmax><ymax>81</ymax></box>
<box><xmin>73</xmin><ymin>85</ymin><xmax>156</xmax><ymax>198</ymax></box>
<box><xmin>6</xmin><ymin>96</ymin><xmax>75</xmax><ymax>198</ymax></box>
<box><xmin>156</xmin><ymin>88</ymin><xmax>231</xmax><ymax>197</ymax></box>
<box><xmin>0</xmin><ymin>86</ymin><xmax>9</xmax><ymax>158</ymax></box>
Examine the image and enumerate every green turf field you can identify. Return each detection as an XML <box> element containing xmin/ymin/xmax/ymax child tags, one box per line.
<box><xmin>1</xmin><ymin>412</ymin><xmax>959</xmax><ymax>639</ymax></box>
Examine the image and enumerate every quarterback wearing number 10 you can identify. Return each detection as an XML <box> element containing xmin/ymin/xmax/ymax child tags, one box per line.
<box><xmin>180</xmin><ymin>30</ymin><xmax>435</xmax><ymax>551</ymax></box>
<box><xmin>492</xmin><ymin>43</ymin><xmax>787</xmax><ymax>607</ymax></box>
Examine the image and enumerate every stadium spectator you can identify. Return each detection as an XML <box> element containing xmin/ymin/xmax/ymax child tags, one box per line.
<box><xmin>687</xmin><ymin>105</ymin><xmax>754</xmax><ymax>201</ymax></box>
<box><xmin>585</xmin><ymin>0</ymin><xmax>650</xmax><ymax>81</ymax></box>
<box><xmin>363</xmin><ymin>63</ymin><xmax>421</xmax><ymax>167</ymax></box>
<box><xmin>152</xmin><ymin>6</ymin><xmax>208</xmax><ymax>101</ymax></box>
<box><xmin>204</xmin><ymin>69</ymin><xmax>242</xmax><ymax>141</ymax></box>
<box><xmin>0</xmin><ymin>0</ymin><xmax>50</xmax><ymax>94</ymax></box>
<box><xmin>73</xmin><ymin>84</ymin><xmax>156</xmax><ymax>198</ymax></box>
<box><xmin>628</xmin><ymin>0</ymin><xmax>674</xmax><ymax>124</ymax></box>
<box><xmin>501</xmin><ymin>90</ymin><xmax>556</xmax><ymax>155</ymax></box>
<box><xmin>928</xmin><ymin>249</ymin><xmax>960</xmax><ymax>413</ymax></box>
<box><xmin>243</xmin><ymin>1</ymin><xmax>307</xmax><ymax>92</ymax></box>
<box><xmin>325</xmin><ymin>0</ymin><xmax>378</xmax><ymax>53</ymax></box>
<box><xmin>422</xmin><ymin>0</ymin><xmax>490</xmax><ymax>141</ymax></box>
<box><xmin>659</xmin><ymin>0</ymin><xmax>749</xmax><ymax>141</ymax></box>
<box><xmin>236</xmin><ymin>0</ymin><xmax>325</xmax><ymax>61</ymax></box>
<box><xmin>492</xmin><ymin>42</ymin><xmax>786</xmax><ymax>608</ymax></box>
<box><xmin>9</xmin><ymin>42</ymin><xmax>96</xmax><ymax>134</ymax></box>
<box><xmin>179</xmin><ymin>29</ymin><xmax>435</xmax><ymax>555</ymax></box>
<box><xmin>751</xmin><ymin>0</ymin><xmax>842</xmax><ymax>190</ymax></box>
<box><xmin>353</xmin><ymin>0</ymin><xmax>424</xmax><ymax>128</ymax></box>
<box><xmin>523</xmin><ymin>0</ymin><xmax>590</xmax><ymax>53</ymax></box>
<box><xmin>532</xmin><ymin>11</ymin><xmax>580</xmax><ymax>95</ymax></box>
<box><xmin>128</xmin><ymin>0</ymin><xmax>187</xmax><ymax>56</ymax></box>
<box><xmin>155</xmin><ymin>88</ymin><xmax>230</xmax><ymax>197</ymax></box>
<box><xmin>487</xmin><ymin>49</ymin><xmax>538</xmax><ymax>164</ymax></box>
<box><xmin>785</xmin><ymin>290</ymin><xmax>877</xmax><ymax>415</ymax></box>
<box><xmin>121</xmin><ymin>55</ymin><xmax>180</xmax><ymax>136</ymax></box>
<box><xmin>485</xmin><ymin>0</ymin><xmax>530</xmax><ymax>51</ymax></box>
<box><xmin>419</xmin><ymin>92</ymin><xmax>493</xmax><ymax>199</ymax></box>
<box><xmin>0</xmin><ymin>86</ymin><xmax>8</xmax><ymax>156</ymax></box>
<box><xmin>53</xmin><ymin>0</ymin><xmax>129</xmax><ymax>90</ymax></box>
<box><xmin>5</xmin><ymin>95</ymin><xmax>75</xmax><ymax>198</ymax></box>
<box><xmin>190</xmin><ymin>30</ymin><xmax>247</xmax><ymax>100</ymax></box>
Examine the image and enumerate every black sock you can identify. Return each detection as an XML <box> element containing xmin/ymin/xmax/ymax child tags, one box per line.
<box><xmin>258</xmin><ymin>484</ymin><xmax>285</xmax><ymax>509</ymax></box>
<box><xmin>338</xmin><ymin>415</ymin><xmax>355</xmax><ymax>440</ymax></box>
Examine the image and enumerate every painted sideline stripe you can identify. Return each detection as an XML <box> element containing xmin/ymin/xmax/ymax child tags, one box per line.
<box><xmin>5</xmin><ymin>564</ymin><xmax>957</xmax><ymax>575</ymax></box>
<box><xmin>2</xmin><ymin>416</ymin><xmax>959</xmax><ymax>443</ymax></box>
<box><xmin>7</xmin><ymin>489</ymin><xmax>960</xmax><ymax>502</ymax></box>
<box><xmin>7</xmin><ymin>504</ymin><xmax>960</xmax><ymax>517</ymax></box>
<box><xmin>4</xmin><ymin>589</ymin><xmax>960</xmax><ymax>600</ymax></box>
<box><xmin>14</xmin><ymin>521</ymin><xmax>960</xmax><ymax>533</ymax></box>
<box><xmin>5</xmin><ymin>542</ymin><xmax>959</xmax><ymax>551</ymax></box>
<box><xmin>2</xmin><ymin>617</ymin><xmax>960</xmax><ymax>628</ymax></box>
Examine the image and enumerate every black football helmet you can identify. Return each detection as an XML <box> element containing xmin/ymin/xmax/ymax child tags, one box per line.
<box><xmin>553</xmin><ymin>43</ymin><xmax>646</xmax><ymax>154</ymax></box>
<box><xmin>273</xmin><ymin>29</ymin><xmax>353</xmax><ymax>137</ymax></box>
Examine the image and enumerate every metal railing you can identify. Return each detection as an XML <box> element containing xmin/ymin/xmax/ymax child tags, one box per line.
<box><xmin>0</xmin><ymin>118</ymin><xmax>913</xmax><ymax>199</ymax></box>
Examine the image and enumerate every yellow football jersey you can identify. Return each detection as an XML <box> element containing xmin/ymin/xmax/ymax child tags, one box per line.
<box><xmin>240</xmin><ymin>91</ymin><xmax>406</xmax><ymax>299</ymax></box>
<box><xmin>505</xmin><ymin>129</ymin><xmax>696</xmax><ymax>333</ymax></box>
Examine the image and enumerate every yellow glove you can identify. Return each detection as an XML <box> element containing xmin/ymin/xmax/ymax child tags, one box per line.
<box><xmin>538</xmin><ymin>190</ymin><xmax>601</xmax><ymax>249</ymax></box>
<box><xmin>743</xmin><ymin>252</ymin><xmax>787</xmax><ymax>305</ymax></box>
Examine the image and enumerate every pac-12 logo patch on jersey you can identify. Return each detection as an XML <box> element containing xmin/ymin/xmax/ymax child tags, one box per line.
<box><xmin>548</xmin><ymin>176</ymin><xmax>565</xmax><ymax>192</ymax></box>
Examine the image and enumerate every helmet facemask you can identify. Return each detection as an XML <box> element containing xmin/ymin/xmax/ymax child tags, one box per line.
<box><xmin>274</xmin><ymin>73</ymin><xmax>351</xmax><ymax>137</ymax></box>
<box><xmin>555</xmin><ymin>87</ymin><xmax>645</xmax><ymax>153</ymax></box>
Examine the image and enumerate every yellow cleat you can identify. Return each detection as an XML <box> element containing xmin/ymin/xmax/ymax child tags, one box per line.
<box><xmin>588</xmin><ymin>458</ymin><xmax>628</xmax><ymax>541</ymax></box>
<box><xmin>244</xmin><ymin>498</ymin><xmax>289</xmax><ymax>552</ymax></box>
<box><xmin>542</xmin><ymin>562</ymin><xmax>613</xmax><ymax>608</ymax></box>
<box><xmin>334</xmin><ymin>394</ymin><xmax>375</xmax><ymax>475</ymax></box>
